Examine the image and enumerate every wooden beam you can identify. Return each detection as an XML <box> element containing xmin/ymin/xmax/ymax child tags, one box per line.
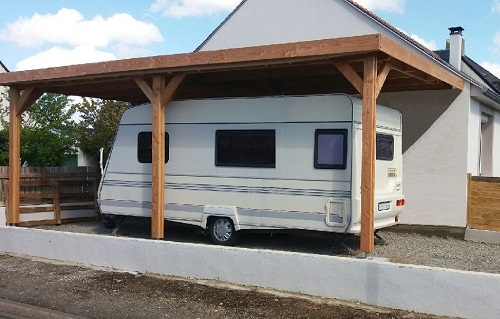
<box><xmin>16</xmin><ymin>88</ymin><xmax>44</xmax><ymax>116</ymax></box>
<box><xmin>160</xmin><ymin>74</ymin><xmax>186</xmax><ymax>106</ymax></box>
<box><xmin>376</xmin><ymin>61</ymin><xmax>392</xmax><ymax>97</ymax></box>
<box><xmin>0</xmin><ymin>34</ymin><xmax>382</xmax><ymax>86</ymax></box>
<box><xmin>379</xmin><ymin>35</ymin><xmax>464</xmax><ymax>90</ymax></box>
<box><xmin>387</xmin><ymin>60</ymin><xmax>437</xmax><ymax>85</ymax></box>
<box><xmin>334</xmin><ymin>61</ymin><xmax>363</xmax><ymax>94</ymax></box>
<box><xmin>135</xmin><ymin>77</ymin><xmax>153</xmax><ymax>102</ymax></box>
<box><xmin>360</xmin><ymin>54</ymin><xmax>378</xmax><ymax>254</ymax></box>
<box><xmin>8</xmin><ymin>88</ymin><xmax>21</xmax><ymax>225</ymax></box>
<box><xmin>149</xmin><ymin>74</ymin><xmax>185</xmax><ymax>239</ymax></box>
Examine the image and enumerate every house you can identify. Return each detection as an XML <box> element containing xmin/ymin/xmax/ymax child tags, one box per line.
<box><xmin>435</xmin><ymin>30</ymin><xmax>500</xmax><ymax>178</ymax></box>
<box><xmin>196</xmin><ymin>0</ymin><xmax>500</xmax><ymax>229</ymax></box>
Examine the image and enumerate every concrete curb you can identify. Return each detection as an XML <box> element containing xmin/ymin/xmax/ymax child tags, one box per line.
<box><xmin>0</xmin><ymin>206</ymin><xmax>5</xmax><ymax>227</ymax></box>
<box><xmin>465</xmin><ymin>227</ymin><xmax>500</xmax><ymax>244</ymax></box>
<box><xmin>0</xmin><ymin>226</ymin><xmax>499</xmax><ymax>319</ymax></box>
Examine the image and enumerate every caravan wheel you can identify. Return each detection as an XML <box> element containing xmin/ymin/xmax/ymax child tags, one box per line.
<box><xmin>208</xmin><ymin>217</ymin><xmax>240</xmax><ymax>246</ymax></box>
<box><xmin>102</xmin><ymin>216</ymin><xmax>116</xmax><ymax>229</ymax></box>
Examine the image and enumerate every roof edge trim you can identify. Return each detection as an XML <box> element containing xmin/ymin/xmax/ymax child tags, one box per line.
<box><xmin>345</xmin><ymin>0</ymin><xmax>468</xmax><ymax>86</ymax></box>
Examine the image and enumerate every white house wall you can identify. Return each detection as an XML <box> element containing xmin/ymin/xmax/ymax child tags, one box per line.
<box><xmin>198</xmin><ymin>0</ymin><xmax>449</xmax><ymax>78</ymax></box>
<box><xmin>378</xmin><ymin>87</ymin><xmax>471</xmax><ymax>227</ymax></box>
<box><xmin>467</xmin><ymin>98</ymin><xmax>481</xmax><ymax>175</ymax></box>
<box><xmin>199</xmin><ymin>0</ymin><xmax>376</xmax><ymax>50</ymax></box>
<box><xmin>493</xmin><ymin>110</ymin><xmax>500</xmax><ymax>176</ymax></box>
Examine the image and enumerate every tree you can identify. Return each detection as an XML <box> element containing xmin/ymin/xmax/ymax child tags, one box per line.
<box><xmin>20</xmin><ymin>128</ymin><xmax>76</xmax><ymax>166</ymax></box>
<box><xmin>74</xmin><ymin>98</ymin><xmax>130</xmax><ymax>165</ymax></box>
<box><xmin>0</xmin><ymin>92</ymin><xmax>77</xmax><ymax>166</ymax></box>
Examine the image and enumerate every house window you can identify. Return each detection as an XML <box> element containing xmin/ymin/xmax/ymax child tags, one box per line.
<box><xmin>376</xmin><ymin>134</ymin><xmax>394</xmax><ymax>161</ymax></box>
<box><xmin>215</xmin><ymin>130</ymin><xmax>276</xmax><ymax>168</ymax></box>
<box><xmin>137</xmin><ymin>131</ymin><xmax>169</xmax><ymax>163</ymax></box>
<box><xmin>314</xmin><ymin>129</ymin><xmax>348</xmax><ymax>169</ymax></box>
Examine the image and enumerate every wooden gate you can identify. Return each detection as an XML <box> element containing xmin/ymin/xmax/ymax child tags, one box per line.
<box><xmin>467</xmin><ymin>174</ymin><xmax>500</xmax><ymax>232</ymax></box>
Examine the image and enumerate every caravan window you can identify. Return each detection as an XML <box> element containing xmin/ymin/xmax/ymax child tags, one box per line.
<box><xmin>137</xmin><ymin>131</ymin><xmax>169</xmax><ymax>163</ymax></box>
<box><xmin>314</xmin><ymin>129</ymin><xmax>347</xmax><ymax>169</ymax></box>
<box><xmin>215</xmin><ymin>130</ymin><xmax>275</xmax><ymax>168</ymax></box>
<box><xmin>376</xmin><ymin>134</ymin><xmax>394</xmax><ymax>161</ymax></box>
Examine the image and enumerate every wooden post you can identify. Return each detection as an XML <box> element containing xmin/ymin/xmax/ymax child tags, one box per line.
<box><xmin>151</xmin><ymin>75</ymin><xmax>166</xmax><ymax>239</ymax></box>
<box><xmin>360</xmin><ymin>55</ymin><xmax>378</xmax><ymax>254</ymax></box>
<box><xmin>466</xmin><ymin>173</ymin><xmax>472</xmax><ymax>228</ymax></box>
<box><xmin>335</xmin><ymin>57</ymin><xmax>392</xmax><ymax>255</ymax></box>
<box><xmin>53</xmin><ymin>180</ymin><xmax>61</xmax><ymax>225</ymax></box>
<box><xmin>147</xmin><ymin>74</ymin><xmax>185</xmax><ymax>239</ymax></box>
<box><xmin>8</xmin><ymin>88</ymin><xmax>21</xmax><ymax>225</ymax></box>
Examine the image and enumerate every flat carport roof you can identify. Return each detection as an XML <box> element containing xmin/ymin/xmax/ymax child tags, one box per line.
<box><xmin>0</xmin><ymin>33</ymin><xmax>464</xmax><ymax>254</ymax></box>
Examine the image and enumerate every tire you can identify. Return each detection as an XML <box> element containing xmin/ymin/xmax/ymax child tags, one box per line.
<box><xmin>208</xmin><ymin>217</ymin><xmax>240</xmax><ymax>246</ymax></box>
<box><xmin>102</xmin><ymin>216</ymin><xmax>116</xmax><ymax>229</ymax></box>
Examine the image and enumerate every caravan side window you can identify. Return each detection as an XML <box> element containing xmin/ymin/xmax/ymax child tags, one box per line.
<box><xmin>137</xmin><ymin>131</ymin><xmax>169</xmax><ymax>163</ymax></box>
<box><xmin>376</xmin><ymin>134</ymin><xmax>394</xmax><ymax>161</ymax></box>
<box><xmin>314</xmin><ymin>129</ymin><xmax>347</xmax><ymax>169</ymax></box>
<box><xmin>215</xmin><ymin>130</ymin><xmax>275</xmax><ymax>168</ymax></box>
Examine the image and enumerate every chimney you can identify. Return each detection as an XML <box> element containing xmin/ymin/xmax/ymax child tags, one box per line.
<box><xmin>446</xmin><ymin>26</ymin><xmax>464</xmax><ymax>71</ymax></box>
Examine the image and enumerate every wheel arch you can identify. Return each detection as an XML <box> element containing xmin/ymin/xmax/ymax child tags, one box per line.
<box><xmin>202</xmin><ymin>205</ymin><xmax>240</xmax><ymax>231</ymax></box>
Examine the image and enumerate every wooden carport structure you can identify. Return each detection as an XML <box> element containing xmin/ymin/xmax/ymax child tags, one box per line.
<box><xmin>0</xmin><ymin>34</ymin><xmax>463</xmax><ymax>254</ymax></box>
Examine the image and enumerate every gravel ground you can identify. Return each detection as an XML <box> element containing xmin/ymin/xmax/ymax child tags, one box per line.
<box><xmin>35</xmin><ymin>217</ymin><xmax>500</xmax><ymax>274</ymax></box>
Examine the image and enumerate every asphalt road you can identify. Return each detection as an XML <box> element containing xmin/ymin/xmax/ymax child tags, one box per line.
<box><xmin>0</xmin><ymin>298</ymin><xmax>86</xmax><ymax>319</ymax></box>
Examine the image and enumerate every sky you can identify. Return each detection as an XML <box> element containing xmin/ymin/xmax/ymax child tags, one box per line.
<box><xmin>0</xmin><ymin>0</ymin><xmax>499</xmax><ymax>78</ymax></box>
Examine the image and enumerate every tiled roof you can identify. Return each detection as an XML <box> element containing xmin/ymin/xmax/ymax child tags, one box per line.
<box><xmin>345</xmin><ymin>0</ymin><xmax>441</xmax><ymax>60</ymax></box>
<box><xmin>463</xmin><ymin>55</ymin><xmax>500</xmax><ymax>95</ymax></box>
<box><xmin>435</xmin><ymin>49</ymin><xmax>500</xmax><ymax>96</ymax></box>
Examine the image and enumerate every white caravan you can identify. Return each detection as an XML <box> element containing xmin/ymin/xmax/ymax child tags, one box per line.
<box><xmin>99</xmin><ymin>94</ymin><xmax>404</xmax><ymax>245</ymax></box>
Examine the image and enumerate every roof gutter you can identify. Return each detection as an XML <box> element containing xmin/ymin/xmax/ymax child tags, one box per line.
<box><xmin>482</xmin><ymin>87</ymin><xmax>500</xmax><ymax>105</ymax></box>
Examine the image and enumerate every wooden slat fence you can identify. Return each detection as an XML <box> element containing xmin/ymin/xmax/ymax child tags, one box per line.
<box><xmin>0</xmin><ymin>166</ymin><xmax>99</xmax><ymax>226</ymax></box>
<box><xmin>467</xmin><ymin>173</ymin><xmax>500</xmax><ymax>232</ymax></box>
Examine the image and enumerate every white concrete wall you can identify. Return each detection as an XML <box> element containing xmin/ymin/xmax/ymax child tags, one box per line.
<box><xmin>0</xmin><ymin>206</ymin><xmax>5</xmax><ymax>226</ymax></box>
<box><xmin>467</xmin><ymin>99</ymin><xmax>481</xmax><ymax>175</ymax></box>
<box><xmin>0</xmin><ymin>227</ymin><xmax>498</xmax><ymax>319</ymax></box>
<box><xmin>378</xmin><ymin>87</ymin><xmax>471</xmax><ymax>227</ymax></box>
<box><xmin>493</xmin><ymin>110</ymin><xmax>500</xmax><ymax>176</ymax></box>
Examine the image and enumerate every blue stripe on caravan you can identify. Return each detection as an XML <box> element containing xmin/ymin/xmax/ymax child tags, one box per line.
<box><xmin>100</xmin><ymin>200</ymin><xmax>346</xmax><ymax>224</ymax></box>
<box><xmin>102</xmin><ymin>180</ymin><xmax>351</xmax><ymax>198</ymax></box>
<box><xmin>100</xmin><ymin>199</ymin><xmax>152</xmax><ymax>209</ymax></box>
<box><xmin>100</xmin><ymin>200</ymin><xmax>204</xmax><ymax>214</ymax></box>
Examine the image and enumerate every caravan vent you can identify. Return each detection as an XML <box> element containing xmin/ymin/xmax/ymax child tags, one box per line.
<box><xmin>387</xmin><ymin>168</ymin><xmax>397</xmax><ymax>178</ymax></box>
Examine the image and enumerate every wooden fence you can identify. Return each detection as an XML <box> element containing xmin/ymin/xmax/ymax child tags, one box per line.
<box><xmin>467</xmin><ymin>174</ymin><xmax>500</xmax><ymax>232</ymax></box>
<box><xmin>0</xmin><ymin>166</ymin><xmax>99</xmax><ymax>226</ymax></box>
